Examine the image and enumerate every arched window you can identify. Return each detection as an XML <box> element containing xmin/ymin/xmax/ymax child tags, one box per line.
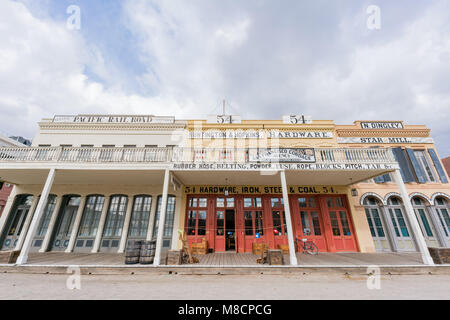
<box><xmin>78</xmin><ymin>195</ymin><xmax>105</xmax><ymax>237</ymax></box>
<box><xmin>103</xmin><ymin>195</ymin><xmax>128</xmax><ymax>238</ymax></box>
<box><xmin>153</xmin><ymin>195</ymin><xmax>176</xmax><ymax>246</ymax></box>
<box><xmin>363</xmin><ymin>197</ymin><xmax>385</xmax><ymax>239</ymax></box>
<box><xmin>36</xmin><ymin>195</ymin><xmax>57</xmax><ymax>237</ymax></box>
<box><xmin>434</xmin><ymin>197</ymin><xmax>450</xmax><ymax>237</ymax></box>
<box><xmin>386</xmin><ymin>197</ymin><xmax>410</xmax><ymax>238</ymax></box>
<box><xmin>411</xmin><ymin>197</ymin><xmax>435</xmax><ymax>239</ymax></box>
<box><xmin>128</xmin><ymin>195</ymin><xmax>152</xmax><ymax>238</ymax></box>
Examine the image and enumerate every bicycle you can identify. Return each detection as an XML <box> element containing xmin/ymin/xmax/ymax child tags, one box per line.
<box><xmin>295</xmin><ymin>237</ymin><xmax>319</xmax><ymax>255</ymax></box>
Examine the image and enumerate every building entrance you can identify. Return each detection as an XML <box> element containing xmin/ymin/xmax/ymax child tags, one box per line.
<box><xmin>185</xmin><ymin>192</ymin><xmax>358</xmax><ymax>254</ymax></box>
<box><xmin>225</xmin><ymin>209</ymin><xmax>236</xmax><ymax>251</ymax></box>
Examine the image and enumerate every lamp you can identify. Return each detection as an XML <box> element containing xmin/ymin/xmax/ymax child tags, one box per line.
<box><xmin>351</xmin><ymin>188</ymin><xmax>358</xmax><ymax>197</ymax></box>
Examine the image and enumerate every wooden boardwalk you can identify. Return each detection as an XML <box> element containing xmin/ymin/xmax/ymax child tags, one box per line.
<box><xmin>21</xmin><ymin>251</ymin><xmax>423</xmax><ymax>266</ymax></box>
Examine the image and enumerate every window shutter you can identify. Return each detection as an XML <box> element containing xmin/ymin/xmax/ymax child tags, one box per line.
<box><xmin>405</xmin><ymin>148</ymin><xmax>426</xmax><ymax>183</ymax></box>
<box><xmin>392</xmin><ymin>147</ymin><xmax>415</xmax><ymax>182</ymax></box>
<box><xmin>427</xmin><ymin>149</ymin><xmax>448</xmax><ymax>183</ymax></box>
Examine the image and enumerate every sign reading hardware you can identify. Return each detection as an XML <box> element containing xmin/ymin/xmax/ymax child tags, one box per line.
<box><xmin>360</xmin><ymin>122</ymin><xmax>403</xmax><ymax>129</ymax></box>
<box><xmin>189</xmin><ymin>130</ymin><xmax>333</xmax><ymax>139</ymax></box>
<box><xmin>53</xmin><ymin>115</ymin><xmax>175</xmax><ymax>124</ymax></box>
<box><xmin>184</xmin><ymin>185</ymin><xmax>344</xmax><ymax>194</ymax></box>
<box><xmin>338</xmin><ymin>137</ymin><xmax>434</xmax><ymax>144</ymax></box>
<box><xmin>249</xmin><ymin>148</ymin><xmax>315</xmax><ymax>163</ymax></box>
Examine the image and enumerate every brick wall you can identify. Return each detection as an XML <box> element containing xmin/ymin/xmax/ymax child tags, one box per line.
<box><xmin>442</xmin><ymin>157</ymin><xmax>450</xmax><ymax>177</ymax></box>
<box><xmin>0</xmin><ymin>183</ymin><xmax>13</xmax><ymax>217</ymax></box>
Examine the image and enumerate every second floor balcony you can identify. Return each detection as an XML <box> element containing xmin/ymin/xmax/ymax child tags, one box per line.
<box><xmin>0</xmin><ymin>146</ymin><xmax>397</xmax><ymax>167</ymax></box>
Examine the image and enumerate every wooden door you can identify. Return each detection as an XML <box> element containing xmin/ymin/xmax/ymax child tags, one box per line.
<box><xmin>321</xmin><ymin>196</ymin><xmax>357</xmax><ymax>252</ymax></box>
<box><xmin>185</xmin><ymin>196</ymin><xmax>208</xmax><ymax>248</ymax></box>
<box><xmin>241</xmin><ymin>196</ymin><xmax>265</xmax><ymax>253</ymax></box>
<box><xmin>291</xmin><ymin>195</ymin><xmax>328</xmax><ymax>252</ymax></box>
<box><xmin>269</xmin><ymin>196</ymin><xmax>288</xmax><ymax>250</ymax></box>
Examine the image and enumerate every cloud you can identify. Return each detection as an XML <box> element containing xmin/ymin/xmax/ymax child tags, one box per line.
<box><xmin>0</xmin><ymin>0</ymin><xmax>449</xmax><ymax>156</ymax></box>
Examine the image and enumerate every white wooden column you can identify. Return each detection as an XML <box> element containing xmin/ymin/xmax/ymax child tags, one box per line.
<box><xmin>16</xmin><ymin>168</ymin><xmax>56</xmax><ymax>265</ymax></box>
<box><xmin>65</xmin><ymin>196</ymin><xmax>86</xmax><ymax>253</ymax></box>
<box><xmin>92</xmin><ymin>195</ymin><xmax>110</xmax><ymax>253</ymax></box>
<box><xmin>39</xmin><ymin>196</ymin><xmax>63</xmax><ymax>252</ymax></box>
<box><xmin>146</xmin><ymin>194</ymin><xmax>158</xmax><ymax>241</ymax></box>
<box><xmin>393</xmin><ymin>169</ymin><xmax>434</xmax><ymax>265</ymax></box>
<box><xmin>280</xmin><ymin>170</ymin><xmax>298</xmax><ymax>265</ymax></box>
<box><xmin>154</xmin><ymin>169</ymin><xmax>170</xmax><ymax>266</ymax></box>
<box><xmin>118</xmin><ymin>197</ymin><xmax>134</xmax><ymax>253</ymax></box>
<box><xmin>14</xmin><ymin>196</ymin><xmax>39</xmax><ymax>251</ymax></box>
<box><xmin>0</xmin><ymin>186</ymin><xmax>18</xmax><ymax>237</ymax></box>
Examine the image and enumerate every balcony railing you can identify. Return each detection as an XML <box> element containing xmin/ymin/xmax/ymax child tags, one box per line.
<box><xmin>0</xmin><ymin>146</ymin><xmax>397</xmax><ymax>165</ymax></box>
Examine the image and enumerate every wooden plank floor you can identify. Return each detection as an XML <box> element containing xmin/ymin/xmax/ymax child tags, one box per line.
<box><xmin>23</xmin><ymin>251</ymin><xmax>423</xmax><ymax>266</ymax></box>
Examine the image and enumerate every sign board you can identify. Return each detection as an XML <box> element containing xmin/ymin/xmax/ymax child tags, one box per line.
<box><xmin>188</xmin><ymin>130</ymin><xmax>333</xmax><ymax>139</ymax></box>
<box><xmin>184</xmin><ymin>185</ymin><xmax>346</xmax><ymax>195</ymax></box>
<box><xmin>206</xmin><ymin>115</ymin><xmax>242</xmax><ymax>124</ymax></box>
<box><xmin>249</xmin><ymin>148</ymin><xmax>316</xmax><ymax>163</ymax></box>
<box><xmin>337</xmin><ymin>137</ymin><xmax>433</xmax><ymax>144</ymax></box>
<box><xmin>53</xmin><ymin>115</ymin><xmax>175</xmax><ymax>124</ymax></box>
<box><xmin>282</xmin><ymin>115</ymin><xmax>313</xmax><ymax>124</ymax></box>
<box><xmin>360</xmin><ymin>121</ymin><xmax>403</xmax><ymax>129</ymax></box>
<box><xmin>173</xmin><ymin>162</ymin><xmax>397</xmax><ymax>171</ymax></box>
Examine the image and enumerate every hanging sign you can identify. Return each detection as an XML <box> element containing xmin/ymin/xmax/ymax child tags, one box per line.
<box><xmin>249</xmin><ymin>148</ymin><xmax>316</xmax><ymax>163</ymax></box>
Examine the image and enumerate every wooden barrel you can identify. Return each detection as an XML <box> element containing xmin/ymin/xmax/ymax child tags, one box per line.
<box><xmin>125</xmin><ymin>240</ymin><xmax>142</xmax><ymax>265</ymax></box>
<box><xmin>139</xmin><ymin>240</ymin><xmax>156</xmax><ymax>264</ymax></box>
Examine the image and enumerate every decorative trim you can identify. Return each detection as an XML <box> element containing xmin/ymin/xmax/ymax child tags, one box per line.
<box><xmin>383</xmin><ymin>192</ymin><xmax>402</xmax><ymax>205</ymax></box>
<box><xmin>360</xmin><ymin>192</ymin><xmax>384</xmax><ymax>205</ymax></box>
<box><xmin>409</xmin><ymin>192</ymin><xmax>432</xmax><ymax>205</ymax></box>
<box><xmin>430</xmin><ymin>192</ymin><xmax>450</xmax><ymax>205</ymax></box>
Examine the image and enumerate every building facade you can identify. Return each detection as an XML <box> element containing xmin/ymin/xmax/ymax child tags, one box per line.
<box><xmin>0</xmin><ymin>134</ymin><xmax>30</xmax><ymax>217</ymax></box>
<box><xmin>0</xmin><ymin>114</ymin><xmax>448</xmax><ymax>266</ymax></box>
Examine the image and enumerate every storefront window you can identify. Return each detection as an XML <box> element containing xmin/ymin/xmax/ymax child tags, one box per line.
<box><xmin>198</xmin><ymin>211</ymin><xmax>207</xmax><ymax>236</ymax></box>
<box><xmin>79</xmin><ymin>195</ymin><xmax>104</xmax><ymax>237</ymax></box>
<box><xmin>103</xmin><ymin>195</ymin><xmax>127</xmax><ymax>237</ymax></box>
<box><xmin>153</xmin><ymin>195</ymin><xmax>176</xmax><ymax>239</ymax></box>
<box><xmin>339</xmin><ymin>211</ymin><xmax>351</xmax><ymax>236</ymax></box>
<box><xmin>216</xmin><ymin>211</ymin><xmax>224</xmax><ymax>236</ymax></box>
<box><xmin>216</xmin><ymin>198</ymin><xmax>225</xmax><ymax>207</ymax></box>
<box><xmin>329</xmin><ymin>212</ymin><xmax>340</xmax><ymax>236</ymax></box>
<box><xmin>188</xmin><ymin>211</ymin><xmax>196</xmax><ymax>235</ymax></box>
<box><xmin>272</xmin><ymin>211</ymin><xmax>286</xmax><ymax>235</ymax></box>
<box><xmin>128</xmin><ymin>195</ymin><xmax>151</xmax><ymax>238</ymax></box>
<box><xmin>245</xmin><ymin>211</ymin><xmax>253</xmax><ymax>235</ymax></box>
<box><xmin>36</xmin><ymin>195</ymin><xmax>57</xmax><ymax>237</ymax></box>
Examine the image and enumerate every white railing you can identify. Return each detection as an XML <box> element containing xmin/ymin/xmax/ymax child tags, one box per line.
<box><xmin>171</xmin><ymin>148</ymin><xmax>396</xmax><ymax>164</ymax></box>
<box><xmin>0</xmin><ymin>147</ymin><xmax>171</xmax><ymax>163</ymax></box>
<box><xmin>0</xmin><ymin>146</ymin><xmax>397</xmax><ymax>165</ymax></box>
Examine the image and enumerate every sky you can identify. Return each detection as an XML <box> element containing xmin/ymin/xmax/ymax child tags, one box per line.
<box><xmin>0</xmin><ymin>0</ymin><xmax>449</xmax><ymax>156</ymax></box>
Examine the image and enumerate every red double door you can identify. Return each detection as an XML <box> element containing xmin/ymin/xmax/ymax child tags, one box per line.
<box><xmin>185</xmin><ymin>194</ymin><xmax>358</xmax><ymax>253</ymax></box>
